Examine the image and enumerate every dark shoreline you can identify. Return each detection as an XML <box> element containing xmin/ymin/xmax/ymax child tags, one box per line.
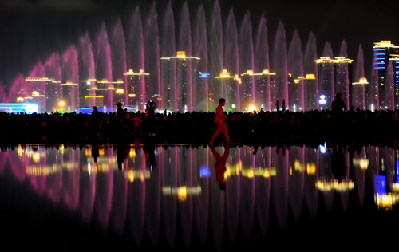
<box><xmin>1</xmin><ymin>110</ymin><xmax>399</xmax><ymax>145</ymax></box>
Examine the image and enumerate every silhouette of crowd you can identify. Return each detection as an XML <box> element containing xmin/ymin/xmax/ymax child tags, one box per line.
<box><xmin>1</xmin><ymin>105</ymin><xmax>399</xmax><ymax>144</ymax></box>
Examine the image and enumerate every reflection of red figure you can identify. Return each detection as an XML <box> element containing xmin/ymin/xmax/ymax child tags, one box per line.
<box><xmin>210</xmin><ymin>146</ymin><xmax>230</xmax><ymax>190</ymax></box>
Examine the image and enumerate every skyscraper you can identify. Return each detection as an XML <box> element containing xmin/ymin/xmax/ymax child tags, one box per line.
<box><xmin>215</xmin><ymin>69</ymin><xmax>239</xmax><ymax>111</ymax></box>
<box><xmin>352</xmin><ymin>77</ymin><xmax>369</xmax><ymax>110</ymax></box>
<box><xmin>241</xmin><ymin>69</ymin><xmax>275</xmax><ymax>111</ymax></box>
<box><xmin>123</xmin><ymin>69</ymin><xmax>149</xmax><ymax>111</ymax></box>
<box><xmin>25</xmin><ymin>77</ymin><xmax>60</xmax><ymax>113</ymax></box>
<box><xmin>160</xmin><ymin>51</ymin><xmax>200</xmax><ymax>112</ymax></box>
<box><xmin>373</xmin><ymin>41</ymin><xmax>399</xmax><ymax>109</ymax></box>
<box><xmin>316</xmin><ymin>57</ymin><xmax>353</xmax><ymax>110</ymax></box>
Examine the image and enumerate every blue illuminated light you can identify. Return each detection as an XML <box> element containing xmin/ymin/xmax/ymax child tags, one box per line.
<box><xmin>319</xmin><ymin>143</ymin><xmax>327</xmax><ymax>154</ymax></box>
<box><xmin>0</xmin><ymin>103</ymin><xmax>39</xmax><ymax>114</ymax></box>
<box><xmin>199</xmin><ymin>72</ymin><xmax>211</xmax><ymax>78</ymax></box>
<box><xmin>200</xmin><ymin>166</ymin><xmax>211</xmax><ymax>177</ymax></box>
<box><xmin>375</xmin><ymin>175</ymin><xmax>387</xmax><ymax>195</ymax></box>
<box><xmin>318</xmin><ymin>95</ymin><xmax>327</xmax><ymax>105</ymax></box>
<box><xmin>374</xmin><ymin>67</ymin><xmax>386</xmax><ymax>70</ymax></box>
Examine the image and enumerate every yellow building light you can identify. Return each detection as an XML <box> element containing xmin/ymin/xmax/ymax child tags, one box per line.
<box><xmin>306</xmin><ymin>163</ymin><xmax>316</xmax><ymax>175</ymax></box>
<box><xmin>16</xmin><ymin>97</ymin><xmax>24</xmax><ymax>103</ymax></box>
<box><xmin>352</xmin><ymin>77</ymin><xmax>369</xmax><ymax>85</ymax></box>
<box><xmin>234</xmin><ymin>74</ymin><xmax>242</xmax><ymax>84</ymax></box>
<box><xmin>216</xmin><ymin>69</ymin><xmax>232</xmax><ymax>79</ymax></box>
<box><xmin>116</xmin><ymin>89</ymin><xmax>124</xmax><ymax>94</ymax></box>
<box><xmin>128</xmin><ymin>94</ymin><xmax>137</xmax><ymax>97</ymax></box>
<box><xmin>305</xmin><ymin>73</ymin><xmax>316</xmax><ymax>80</ymax></box>
<box><xmin>375</xmin><ymin>194</ymin><xmax>397</xmax><ymax>210</ymax></box>
<box><xmin>84</xmin><ymin>96</ymin><xmax>104</xmax><ymax>98</ymax></box>
<box><xmin>246</xmin><ymin>69</ymin><xmax>254</xmax><ymax>75</ymax></box>
<box><xmin>58</xmin><ymin>100</ymin><xmax>66</xmax><ymax>107</ymax></box>
<box><xmin>294</xmin><ymin>79</ymin><xmax>300</xmax><ymax>84</ymax></box>
<box><xmin>315</xmin><ymin>179</ymin><xmax>355</xmax><ymax>192</ymax></box>
<box><xmin>353</xmin><ymin>158</ymin><xmax>369</xmax><ymax>170</ymax></box>
<box><xmin>128</xmin><ymin>149</ymin><xmax>136</xmax><ymax>158</ymax></box>
<box><xmin>247</xmin><ymin>104</ymin><xmax>257</xmax><ymax>112</ymax></box>
<box><xmin>124</xmin><ymin>69</ymin><xmax>150</xmax><ymax>76</ymax></box>
<box><xmin>31</xmin><ymin>91</ymin><xmax>40</xmax><ymax>96</ymax></box>
<box><xmin>176</xmin><ymin>51</ymin><xmax>186</xmax><ymax>58</ymax></box>
<box><xmin>25</xmin><ymin>77</ymin><xmax>53</xmax><ymax>82</ymax></box>
<box><xmin>373</xmin><ymin>40</ymin><xmax>399</xmax><ymax>49</ymax></box>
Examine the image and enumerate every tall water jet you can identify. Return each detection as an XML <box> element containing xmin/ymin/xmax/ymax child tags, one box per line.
<box><xmin>126</xmin><ymin>7</ymin><xmax>146</xmax><ymax>110</ymax></box>
<box><xmin>27</xmin><ymin>61</ymin><xmax>46</xmax><ymax>112</ymax></box>
<box><xmin>44</xmin><ymin>53</ymin><xmax>62</xmax><ymax>111</ymax></box>
<box><xmin>318</xmin><ymin>41</ymin><xmax>334</xmax><ymax>110</ymax></box>
<box><xmin>288</xmin><ymin>30</ymin><xmax>304</xmax><ymax>111</ymax></box>
<box><xmin>160</xmin><ymin>2</ymin><xmax>176</xmax><ymax>111</ymax></box>
<box><xmin>239</xmin><ymin>12</ymin><xmax>255</xmax><ymax>111</ymax></box>
<box><xmin>352</xmin><ymin>45</ymin><xmax>366</xmax><ymax>110</ymax></box>
<box><xmin>303</xmin><ymin>32</ymin><xmax>318</xmax><ymax>111</ymax></box>
<box><xmin>336</xmin><ymin>40</ymin><xmax>350</xmax><ymax>109</ymax></box>
<box><xmin>223</xmin><ymin>8</ymin><xmax>239</xmax><ymax>111</ymax></box>
<box><xmin>78</xmin><ymin>32</ymin><xmax>96</xmax><ymax>108</ymax></box>
<box><xmin>143</xmin><ymin>3</ymin><xmax>161</xmax><ymax>104</ymax></box>
<box><xmin>95</xmin><ymin>23</ymin><xmax>113</xmax><ymax>109</ymax></box>
<box><xmin>110</xmin><ymin>18</ymin><xmax>128</xmax><ymax>105</ymax></box>
<box><xmin>208</xmin><ymin>0</ymin><xmax>224</xmax><ymax>110</ymax></box>
<box><xmin>62</xmin><ymin>46</ymin><xmax>79</xmax><ymax>111</ymax></box>
<box><xmin>193</xmin><ymin>5</ymin><xmax>209</xmax><ymax>111</ymax></box>
<box><xmin>178</xmin><ymin>2</ymin><xmax>194</xmax><ymax>111</ymax></box>
<box><xmin>272</xmin><ymin>21</ymin><xmax>288</xmax><ymax>110</ymax></box>
<box><xmin>254</xmin><ymin>17</ymin><xmax>271</xmax><ymax>110</ymax></box>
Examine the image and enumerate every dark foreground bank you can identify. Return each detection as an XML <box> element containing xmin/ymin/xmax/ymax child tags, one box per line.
<box><xmin>1</xmin><ymin>110</ymin><xmax>399</xmax><ymax>144</ymax></box>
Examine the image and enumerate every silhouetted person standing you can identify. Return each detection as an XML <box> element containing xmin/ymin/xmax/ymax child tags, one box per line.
<box><xmin>282</xmin><ymin>99</ymin><xmax>286</xmax><ymax>111</ymax></box>
<box><xmin>210</xmin><ymin>146</ymin><xmax>230</xmax><ymax>190</ymax></box>
<box><xmin>275</xmin><ymin>99</ymin><xmax>280</xmax><ymax>112</ymax></box>
<box><xmin>116</xmin><ymin>103</ymin><xmax>124</xmax><ymax>115</ymax></box>
<box><xmin>209</xmin><ymin>98</ymin><xmax>231</xmax><ymax>146</ymax></box>
<box><xmin>331</xmin><ymin>93</ymin><xmax>346</xmax><ymax>112</ymax></box>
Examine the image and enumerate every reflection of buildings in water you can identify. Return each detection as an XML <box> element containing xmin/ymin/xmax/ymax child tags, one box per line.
<box><xmin>352</xmin><ymin>147</ymin><xmax>369</xmax><ymax>206</ymax></box>
<box><xmin>11</xmin><ymin>144</ymin><xmax>399</xmax><ymax>247</ymax></box>
<box><xmin>374</xmin><ymin>148</ymin><xmax>399</xmax><ymax>211</ymax></box>
<box><xmin>289</xmin><ymin>146</ymin><xmax>305</xmax><ymax>220</ymax></box>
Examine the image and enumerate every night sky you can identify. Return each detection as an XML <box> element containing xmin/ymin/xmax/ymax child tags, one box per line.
<box><xmin>0</xmin><ymin>0</ymin><xmax>398</xmax><ymax>87</ymax></box>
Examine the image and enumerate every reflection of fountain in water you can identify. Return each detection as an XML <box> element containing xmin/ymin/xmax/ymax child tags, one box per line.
<box><xmin>1</xmin><ymin>144</ymin><xmax>382</xmax><ymax>249</ymax></box>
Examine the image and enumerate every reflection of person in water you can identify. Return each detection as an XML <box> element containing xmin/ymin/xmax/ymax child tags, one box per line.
<box><xmin>210</xmin><ymin>146</ymin><xmax>230</xmax><ymax>191</ymax></box>
<box><xmin>91</xmin><ymin>144</ymin><xmax>99</xmax><ymax>163</ymax></box>
<box><xmin>116</xmin><ymin>144</ymin><xmax>129</xmax><ymax>170</ymax></box>
<box><xmin>331</xmin><ymin>144</ymin><xmax>347</xmax><ymax>180</ymax></box>
<box><xmin>143</xmin><ymin>144</ymin><xmax>156</xmax><ymax>171</ymax></box>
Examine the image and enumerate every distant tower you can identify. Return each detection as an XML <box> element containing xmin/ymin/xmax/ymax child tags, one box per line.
<box><xmin>160</xmin><ymin>51</ymin><xmax>200</xmax><ymax>112</ymax></box>
<box><xmin>373</xmin><ymin>41</ymin><xmax>399</xmax><ymax>109</ymax></box>
<box><xmin>215</xmin><ymin>69</ymin><xmax>239</xmax><ymax>112</ymax></box>
<box><xmin>25</xmin><ymin>77</ymin><xmax>59</xmax><ymax>113</ymax></box>
<box><xmin>241</xmin><ymin>69</ymin><xmax>275</xmax><ymax>111</ymax></box>
<box><xmin>61</xmin><ymin>81</ymin><xmax>78</xmax><ymax>111</ymax></box>
<box><xmin>316</xmin><ymin>57</ymin><xmax>353</xmax><ymax>110</ymax></box>
<box><xmin>302</xmin><ymin>73</ymin><xmax>317</xmax><ymax>111</ymax></box>
<box><xmin>352</xmin><ymin>77</ymin><xmax>369</xmax><ymax>110</ymax></box>
<box><xmin>124</xmin><ymin>69</ymin><xmax>149</xmax><ymax>111</ymax></box>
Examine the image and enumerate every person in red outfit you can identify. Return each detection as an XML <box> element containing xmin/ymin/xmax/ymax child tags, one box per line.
<box><xmin>209</xmin><ymin>98</ymin><xmax>231</xmax><ymax>146</ymax></box>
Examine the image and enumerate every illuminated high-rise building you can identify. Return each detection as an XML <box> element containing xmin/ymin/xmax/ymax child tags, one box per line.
<box><xmin>160</xmin><ymin>51</ymin><xmax>200</xmax><ymax>112</ymax></box>
<box><xmin>302</xmin><ymin>73</ymin><xmax>317</xmax><ymax>111</ymax></box>
<box><xmin>216</xmin><ymin>69</ymin><xmax>239</xmax><ymax>112</ymax></box>
<box><xmin>61</xmin><ymin>82</ymin><xmax>79</xmax><ymax>111</ymax></box>
<box><xmin>124</xmin><ymin>69</ymin><xmax>149</xmax><ymax>111</ymax></box>
<box><xmin>389</xmin><ymin>55</ymin><xmax>399</xmax><ymax>109</ymax></box>
<box><xmin>316</xmin><ymin>57</ymin><xmax>353</xmax><ymax>110</ymax></box>
<box><xmin>373</xmin><ymin>41</ymin><xmax>399</xmax><ymax>109</ymax></box>
<box><xmin>241</xmin><ymin>69</ymin><xmax>275</xmax><ymax>111</ymax></box>
<box><xmin>292</xmin><ymin>74</ymin><xmax>316</xmax><ymax>112</ymax></box>
<box><xmin>352</xmin><ymin>77</ymin><xmax>369</xmax><ymax>110</ymax></box>
<box><xmin>25</xmin><ymin>77</ymin><xmax>60</xmax><ymax>113</ymax></box>
<box><xmin>241</xmin><ymin>70</ymin><xmax>255</xmax><ymax>111</ymax></box>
